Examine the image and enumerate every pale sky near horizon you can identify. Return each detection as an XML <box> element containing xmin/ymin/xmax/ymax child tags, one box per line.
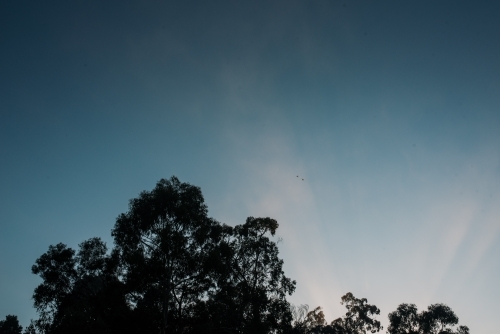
<box><xmin>1</xmin><ymin>0</ymin><xmax>500</xmax><ymax>332</ymax></box>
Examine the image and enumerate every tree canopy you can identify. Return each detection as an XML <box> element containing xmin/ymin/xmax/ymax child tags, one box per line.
<box><xmin>2</xmin><ymin>176</ymin><xmax>470</xmax><ymax>334</ymax></box>
<box><xmin>112</xmin><ymin>177</ymin><xmax>222</xmax><ymax>333</ymax></box>
<box><xmin>0</xmin><ymin>315</ymin><xmax>22</xmax><ymax>334</ymax></box>
<box><xmin>387</xmin><ymin>303</ymin><xmax>469</xmax><ymax>334</ymax></box>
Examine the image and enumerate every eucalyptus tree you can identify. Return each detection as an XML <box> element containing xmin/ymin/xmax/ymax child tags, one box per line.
<box><xmin>420</xmin><ymin>304</ymin><xmax>468</xmax><ymax>334</ymax></box>
<box><xmin>30</xmin><ymin>238</ymin><xmax>131</xmax><ymax>334</ymax></box>
<box><xmin>329</xmin><ymin>292</ymin><xmax>382</xmax><ymax>334</ymax></box>
<box><xmin>111</xmin><ymin>176</ymin><xmax>223</xmax><ymax>334</ymax></box>
<box><xmin>387</xmin><ymin>304</ymin><xmax>420</xmax><ymax>334</ymax></box>
<box><xmin>213</xmin><ymin>217</ymin><xmax>296</xmax><ymax>334</ymax></box>
<box><xmin>387</xmin><ymin>303</ymin><xmax>469</xmax><ymax>334</ymax></box>
<box><xmin>286</xmin><ymin>293</ymin><xmax>382</xmax><ymax>334</ymax></box>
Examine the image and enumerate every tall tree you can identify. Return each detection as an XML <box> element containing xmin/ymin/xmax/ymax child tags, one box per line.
<box><xmin>0</xmin><ymin>315</ymin><xmax>22</xmax><ymax>334</ymax></box>
<box><xmin>212</xmin><ymin>217</ymin><xmax>296</xmax><ymax>334</ymax></box>
<box><xmin>111</xmin><ymin>176</ymin><xmax>221</xmax><ymax>334</ymax></box>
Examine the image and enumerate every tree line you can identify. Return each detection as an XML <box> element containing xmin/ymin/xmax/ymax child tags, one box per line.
<box><xmin>1</xmin><ymin>177</ymin><xmax>469</xmax><ymax>334</ymax></box>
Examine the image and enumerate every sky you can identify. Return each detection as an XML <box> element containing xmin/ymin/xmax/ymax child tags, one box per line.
<box><xmin>1</xmin><ymin>0</ymin><xmax>500</xmax><ymax>332</ymax></box>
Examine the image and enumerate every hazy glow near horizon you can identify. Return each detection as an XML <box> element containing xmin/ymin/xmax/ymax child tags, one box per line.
<box><xmin>1</xmin><ymin>1</ymin><xmax>499</xmax><ymax>333</ymax></box>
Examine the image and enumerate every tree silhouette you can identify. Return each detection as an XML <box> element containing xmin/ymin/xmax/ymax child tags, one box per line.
<box><xmin>24</xmin><ymin>176</ymin><xmax>472</xmax><ymax>334</ymax></box>
<box><xmin>388</xmin><ymin>303</ymin><xmax>469</xmax><ymax>334</ymax></box>
<box><xmin>287</xmin><ymin>305</ymin><xmax>326</xmax><ymax>334</ymax></box>
<box><xmin>387</xmin><ymin>303</ymin><xmax>419</xmax><ymax>334</ymax></box>
<box><xmin>31</xmin><ymin>243</ymin><xmax>77</xmax><ymax>332</ymax></box>
<box><xmin>286</xmin><ymin>293</ymin><xmax>382</xmax><ymax>334</ymax></box>
<box><xmin>208</xmin><ymin>217</ymin><xmax>296</xmax><ymax>334</ymax></box>
<box><xmin>30</xmin><ymin>239</ymin><xmax>132</xmax><ymax>334</ymax></box>
<box><xmin>111</xmin><ymin>176</ymin><xmax>225</xmax><ymax>334</ymax></box>
<box><xmin>331</xmin><ymin>292</ymin><xmax>382</xmax><ymax>334</ymax></box>
<box><xmin>0</xmin><ymin>315</ymin><xmax>22</xmax><ymax>334</ymax></box>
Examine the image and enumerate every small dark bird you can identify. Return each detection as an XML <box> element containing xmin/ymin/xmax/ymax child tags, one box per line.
<box><xmin>302</xmin><ymin>178</ymin><xmax>304</xmax><ymax>181</ymax></box>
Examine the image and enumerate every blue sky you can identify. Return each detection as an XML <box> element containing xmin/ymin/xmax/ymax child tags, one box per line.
<box><xmin>1</xmin><ymin>0</ymin><xmax>500</xmax><ymax>332</ymax></box>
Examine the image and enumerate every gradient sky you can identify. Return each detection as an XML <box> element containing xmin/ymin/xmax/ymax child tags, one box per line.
<box><xmin>1</xmin><ymin>0</ymin><xmax>500</xmax><ymax>332</ymax></box>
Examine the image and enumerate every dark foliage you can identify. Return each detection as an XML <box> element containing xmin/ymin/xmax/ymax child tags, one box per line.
<box><xmin>194</xmin><ymin>217</ymin><xmax>295</xmax><ymax>334</ymax></box>
<box><xmin>0</xmin><ymin>315</ymin><xmax>22</xmax><ymax>334</ymax></box>
<box><xmin>30</xmin><ymin>239</ymin><xmax>133</xmax><ymax>334</ymax></box>
<box><xmin>111</xmin><ymin>176</ymin><xmax>222</xmax><ymax>334</ymax></box>
<box><xmin>21</xmin><ymin>176</ymin><xmax>470</xmax><ymax>334</ymax></box>
<box><xmin>286</xmin><ymin>293</ymin><xmax>382</xmax><ymax>334</ymax></box>
<box><xmin>388</xmin><ymin>303</ymin><xmax>469</xmax><ymax>334</ymax></box>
